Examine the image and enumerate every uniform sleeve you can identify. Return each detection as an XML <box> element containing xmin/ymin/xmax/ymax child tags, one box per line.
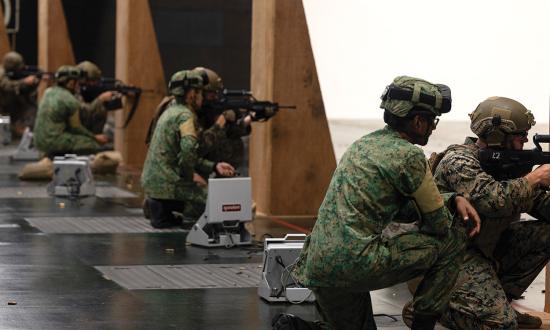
<box><xmin>80</xmin><ymin>97</ymin><xmax>107</xmax><ymax>121</ymax></box>
<box><xmin>528</xmin><ymin>190</ymin><xmax>550</xmax><ymax>222</ymax></box>
<box><xmin>201</xmin><ymin>124</ymin><xmax>226</xmax><ymax>152</ymax></box>
<box><xmin>390</xmin><ymin>149</ymin><xmax>452</xmax><ymax>235</ymax></box>
<box><xmin>226</xmin><ymin>119</ymin><xmax>251</xmax><ymax>139</ymax></box>
<box><xmin>178</xmin><ymin>116</ymin><xmax>215</xmax><ymax>178</ymax></box>
<box><xmin>0</xmin><ymin>75</ymin><xmax>37</xmax><ymax>95</ymax></box>
<box><xmin>67</xmin><ymin>100</ymin><xmax>95</xmax><ymax>138</ymax></box>
<box><xmin>411</xmin><ymin>160</ymin><xmax>452</xmax><ymax>235</ymax></box>
<box><xmin>436</xmin><ymin>150</ymin><xmax>536</xmax><ymax>218</ymax></box>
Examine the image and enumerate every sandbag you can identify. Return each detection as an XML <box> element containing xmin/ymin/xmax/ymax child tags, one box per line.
<box><xmin>91</xmin><ymin>150</ymin><xmax>123</xmax><ymax>174</ymax></box>
<box><xmin>18</xmin><ymin>157</ymin><xmax>53</xmax><ymax>181</ymax></box>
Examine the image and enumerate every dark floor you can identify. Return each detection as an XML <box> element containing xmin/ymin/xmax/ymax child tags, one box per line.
<box><xmin>0</xmin><ymin>145</ymin><xmax>325</xmax><ymax>330</ymax></box>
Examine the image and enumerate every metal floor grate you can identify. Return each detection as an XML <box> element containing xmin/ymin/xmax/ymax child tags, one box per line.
<box><xmin>25</xmin><ymin>216</ymin><xmax>185</xmax><ymax>234</ymax></box>
<box><xmin>95</xmin><ymin>263</ymin><xmax>262</xmax><ymax>290</ymax></box>
<box><xmin>0</xmin><ymin>186</ymin><xmax>136</xmax><ymax>198</ymax></box>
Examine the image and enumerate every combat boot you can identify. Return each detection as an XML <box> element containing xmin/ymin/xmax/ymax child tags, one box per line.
<box><xmin>402</xmin><ymin>301</ymin><xmax>413</xmax><ymax>328</ymax></box>
<box><xmin>515</xmin><ymin>310</ymin><xmax>542</xmax><ymax>329</ymax></box>
<box><xmin>411</xmin><ymin>314</ymin><xmax>438</xmax><ymax>330</ymax></box>
<box><xmin>271</xmin><ymin>313</ymin><xmax>328</xmax><ymax>330</ymax></box>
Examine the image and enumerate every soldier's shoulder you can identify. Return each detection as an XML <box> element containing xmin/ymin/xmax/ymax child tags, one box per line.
<box><xmin>439</xmin><ymin>142</ymin><xmax>479</xmax><ymax>169</ymax></box>
<box><xmin>352</xmin><ymin>127</ymin><xmax>425</xmax><ymax>164</ymax></box>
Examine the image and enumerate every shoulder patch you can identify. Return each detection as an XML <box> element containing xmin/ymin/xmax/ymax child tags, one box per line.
<box><xmin>179</xmin><ymin>118</ymin><xmax>196</xmax><ymax>137</ymax></box>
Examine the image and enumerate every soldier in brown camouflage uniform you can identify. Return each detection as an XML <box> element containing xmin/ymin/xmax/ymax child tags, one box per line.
<box><xmin>76</xmin><ymin>61</ymin><xmax>121</xmax><ymax>135</ymax></box>
<box><xmin>194</xmin><ymin>67</ymin><xmax>252</xmax><ymax>173</ymax></box>
<box><xmin>141</xmin><ymin>69</ymin><xmax>235</xmax><ymax>228</ymax></box>
<box><xmin>427</xmin><ymin>97</ymin><xmax>550</xmax><ymax>329</ymax></box>
<box><xmin>0</xmin><ymin>51</ymin><xmax>39</xmax><ymax>137</ymax></box>
<box><xmin>280</xmin><ymin>76</ymin><xmax>481</xmax><ymax>330</ymax></box>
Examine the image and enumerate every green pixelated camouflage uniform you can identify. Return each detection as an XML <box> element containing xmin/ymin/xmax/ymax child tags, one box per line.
<box><xmin>0</xmin><ymin>68</ymin><xmax>38</xmax><ymax>136</ymax></box>
<box><xmin>433</xmin><ymin>137</ymin><xmax>550</xmax><ymax>330</ymax></box>
<box><xmin>291</xmin><ymin>126</ymin><xmax>467</xmax><ymax>329</ymax></box>
<box><xmin>141</xmin><ymin>99</ymin><xmax>217</xmax><ymax>219</ymax></box>
<box><xmin>33</xmin><ymin>86</ymin><xmax>99</xmax><ymax>155</ymax></box>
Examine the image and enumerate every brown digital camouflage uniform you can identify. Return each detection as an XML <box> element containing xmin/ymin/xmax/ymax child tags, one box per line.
<box><xmin>198</xmin><ymin>109</ymin><xmax>250</xmax><ymax>170</ymax></box>
<box><xmin>292</xmin><ymin>126</ymin><xmax>467</xmax><ymax>329</ymax></box>
<box><xmin>79</xmin><ymin>97</ymin><xmax>107</xmax><ymax>134</ymax></box>
<box><xmin>433</xmin><ymin>137</ymin><xmax>550</xmax><ymax>330</ymax></box>
<box><xmin>0</xmin><ymin>68</ymin><xmax>38</xmax><ymax>136</ymax></box>
<box><xmin>33</xmin><ymin>86</ymin><xmax>99</xmax><ymax>156</ymax></box>
<box><xmin>141</xmin><ymin>99</ymin><xmax>216</xmax><ymax>219</ymax></box>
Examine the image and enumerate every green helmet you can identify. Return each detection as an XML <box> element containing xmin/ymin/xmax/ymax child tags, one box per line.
<box><xmin>168</xmin><ymin>70</ymin><xmax>204</xmax><ymax>97</ymax></box>
<box><xmin>54</xmin><ymin>65</ymin><xmax>83</xmax><ymax>84</ymax></box>
<box><xmin>469</xmin><ymin>96</ymin><xmax>536</xmax><ymax>147</ymax></box>
<box><xmin>380</xmin><ymin>76</ymin><xmax>452</xmax><ymax>117</ymax></box>
<box><xmin>194</xmin><ymin>66</ymin><xmax>224</xmax><ymax>92</ymax></box>
<box><xmin>77</xmin><ymin>61</ymin><xmax>102</xmax><ymax>80</ymax></box>
<box><xmin>2</xmin><ymin>51</ymin><xmax>24</xmax><ymax>71</ymax></box>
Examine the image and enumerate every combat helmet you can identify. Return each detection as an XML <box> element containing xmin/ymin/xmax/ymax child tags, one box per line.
<box><xmin>380</xmin><ymin>76</ymin><xmax>452</xmax><ymax>117</ymax></box>
<box><xmin>194</xmin><ymin>67</ymin><xmax>223</xmax><ymax>92</ymax></box>
<box><xmin>77</xmin><ymin>61</ymin><xmax>102</xmax><ymax>80</ymax></box>
<box><xmin>2</xmin><ymin>51</ymin><xmax>24</xmax><ymax>71</ymax></box>
<box><xmin>168</xmin><ymin>69</ymin><xmax>204</xmax><ymax>97</ymax></box>
<box><xmin>54</xmin><ymin>65</ymin><xmax>83</xmax><ymax>84</ymax></box>
<box><xmin>469</xmin><ymin>96</ymin><xmax>535</xmax><ymax>147</ymax></box>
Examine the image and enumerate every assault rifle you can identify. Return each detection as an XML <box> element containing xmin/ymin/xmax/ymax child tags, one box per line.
<box><xmin>5</xmin><ymin>65</ymin><xmax>53</xmax><ymax>80</ymax></box>
<box><xmin>478</xmin><ymin>134</ymin><xmax>550</xmax><ymax>180</ymax></box>
<box><xmin>203</xmin><ymin>89</ymin><xmax>296</xmax><ymax>122</ymax></box>
<box><xmin>80</xmin><ymin>77</ymin><xmax>148</xmax><ymax>128</ymax></box>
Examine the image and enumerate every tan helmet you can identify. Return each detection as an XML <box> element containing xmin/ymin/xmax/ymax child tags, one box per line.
<box><xmin>168</xmin><ymin>69</ymin><xmax>204</xmax><ymax>97</ymax></box>
<box><xmin>77</xmin><ymin>61</ymin><xmax>102</xmax><ymax>80</ymax></box>
<box><xmin>194</xmin><ymin>66</ymin><xmax>223</xmax><ymax>92</ymax></box>
<box><xmin>2</xmin><ymin>51</ymin><xmax>24</xmax><ymax>71</ymax></box>
<box><xmin>380</xmin><ymin>76</ymin><xmax>451</xmax><ymax>117</ymax></box>
<box><xmin>469</xmin><ymin>96</ymin><xmax>536</xmax><ymax>147</ymax></box>
<box><xmin>54</xmin><ymin>65</ymin><xmax>83</xmax><ymax>84</ymax></box>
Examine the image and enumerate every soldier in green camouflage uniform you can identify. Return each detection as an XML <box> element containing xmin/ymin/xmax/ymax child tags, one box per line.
<box><xmin>141</xmin><ymin>69</ymin><xmax>235</xmax><ymax>228</ymax></box>
<box><xmin>195</xmin><ymin>67</ymin><xmax>252</xmax><ymax>172</ymax></box>
<box><xmin>0</xmin><ymin>51</ymin><xmax>39</xmax><ymax>137</ymax></box>
<box><xmin>430</xmin><ymin>97</ymin><xmax>550</xmax><ymax>329</ymax></box>
<box><xmin>33</xmin><ymin>65</ymin><xmax>108</xmax><ymax>156</ymax></box>
<box><xmin>284</xmin><ymin>76</ymin><xmax>480</xmax><ymax>330</ymax></box>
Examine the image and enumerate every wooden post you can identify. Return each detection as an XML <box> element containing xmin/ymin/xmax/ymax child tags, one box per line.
<box><xmin>115</xmin><ymin>0</ymin><xmax>166</xmax><ymax>168</ymax></box>
<box><xmin>0</xmin><ymin>6</ymin><xmax>10</xmax><ymax>57</ymax></box>
<box><xmin>250</xmin><ymin>0</ymin><xmax>336</xmax><ymax>224</ymax></box>
<box><xmin>37</xmin><ymin>0</ymin><xmax>75</xmax><ymax>97</ymax></box>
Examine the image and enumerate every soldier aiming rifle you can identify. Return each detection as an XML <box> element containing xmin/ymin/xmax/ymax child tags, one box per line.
<box><xmin>204</xmin><ymin>88</ymin><xmax>296</xmax><ymax>122</ymax></box>
<box><xmin>479</xmin><ymin>133</ymin><xmax>550</xmax><ymax>180</ymax></box>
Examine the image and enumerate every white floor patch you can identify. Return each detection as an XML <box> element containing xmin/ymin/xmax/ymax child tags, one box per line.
<box><xmin>0</xmin><ymin>186</ymin><xmax>136</xmax><ymax>198</ymax></box>
<box><xmin>95</xmin><ymin>263</ymin><xmax>262</xmax><ymax>290</ymax></box>
<box><xmin>25</xmin><ymin>216</ymin><xmax>185</xmax><ymax>234</ymax></box>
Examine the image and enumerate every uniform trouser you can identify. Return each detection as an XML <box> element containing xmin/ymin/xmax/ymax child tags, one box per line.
<box><xmin>440</xmin><ymin>220</ymin><xmax>550</xmax><ymax>330</ymax></box>
<box><xmin>313</xmin><ymin>228</ymin><xmax>467</xmax><ymax>330</ymax></box>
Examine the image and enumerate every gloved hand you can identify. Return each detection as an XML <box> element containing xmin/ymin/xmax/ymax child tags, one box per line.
<box><xmin>222</xmin><ymin>110</ymin><xmax>237</xmax><ymax>123</ymax></box>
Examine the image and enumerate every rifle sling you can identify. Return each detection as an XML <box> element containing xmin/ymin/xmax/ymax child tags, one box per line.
<box><xmin>122</xmin><ymin>89</ymin><xmax>142</xmax><ymax>128</ymax></box>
